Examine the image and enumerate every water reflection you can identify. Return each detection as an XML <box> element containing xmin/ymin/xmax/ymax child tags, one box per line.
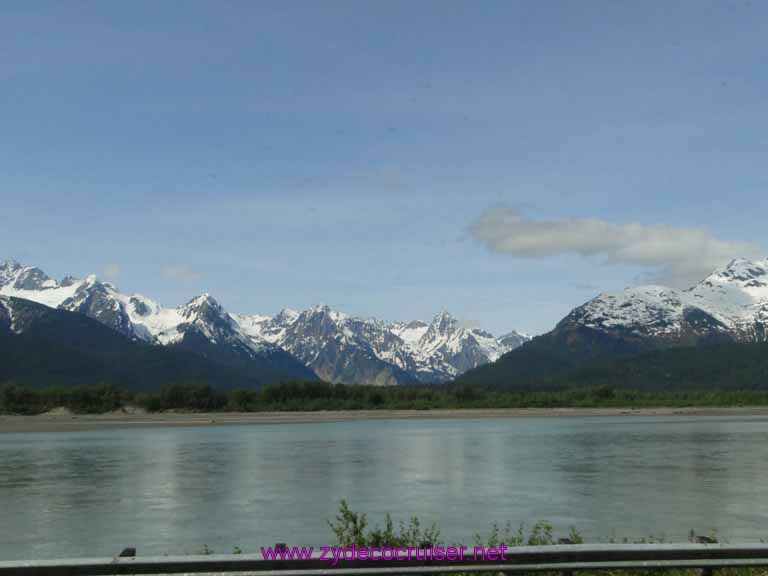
<box><xmin>1</xmin><ymin>415</ymin><xmax>768</xmax><ymax>560</ymax></box>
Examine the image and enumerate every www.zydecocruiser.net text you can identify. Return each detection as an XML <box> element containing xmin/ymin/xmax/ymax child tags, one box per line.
<box><xmin>261</xmin><ymin>544</ymin><xmax>509</xmax><ymax>565</ymax></box>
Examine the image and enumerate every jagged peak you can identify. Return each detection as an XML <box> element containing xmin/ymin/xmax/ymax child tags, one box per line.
<box><xmin>727</xmin><ymin>257</ymin><xmax>752</xmax><ymax>267</ymax></box>
<box><xmin>274</xmin><ymin>307</ymin><xmax>300</xmax><ymax>322</ymax></box>
<box><xmin>501</xmin><ymin>328</ymin><xmax>530</xmax><ymax>339</ymax></box>
<box><xmin>726</xmin><ymin>256</ymin><xmax>768</xmax><ymax>268</ymax></box>
<box><xmin>1</xmin><ymin>260</ymin><xmax>27</xmax><ymax>285</ymax></box>
<box><xmin>429</xmin><ymin>309</ymin><xmax>458</xmax><ymax>331</ymax></box>
<box><xmin>73</xmin><ymin>275</ymin><xmax>120</xmax><ymax>295</ymax></box>
<box><xmin>0</xmin><ymin>259</ymin><xmax>528</xmax><ymax>385</ymax></box>
<box><xmin>302</xmin><ymin>303</ymin><xmax>348</xmax><ymax>323</ymax></box>
<box><xmin>707</xmin><ymin>257</ymin><xmax>768</xmax><ymax>281</ymax></box>
<box><xmin>0</xmin><ymin>258</ymin><xmax>22</xmax><ymax>271</ymax></box>
<box><xmin>10</xmin><ymin>266</ymin><xmax>56</xmax><ymax>291</ymax></box>
<box><xmin>183</xmin><ymin>292</ymin><xmax>220</xmax><ymax>308</ymax></box>
<box><xmin>178</xmin><ymin>293</ymin><xmax>227</xmax><ymax>324</ymax></box>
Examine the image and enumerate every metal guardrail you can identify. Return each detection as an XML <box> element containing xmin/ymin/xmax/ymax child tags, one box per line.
<box><xmin>2</xmin><ymin>544</ymin><xmax>768</xmax><ymax>576</ymax></box>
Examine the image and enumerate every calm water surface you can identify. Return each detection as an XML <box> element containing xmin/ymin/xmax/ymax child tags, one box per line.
<box><xmin>1</xmin><ymin>415</ymin><xmax>767</xmax><ymax>560</ymax></box>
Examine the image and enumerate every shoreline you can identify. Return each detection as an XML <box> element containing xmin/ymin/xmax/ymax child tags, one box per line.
<box><xmin>2</xmin><ymin>406</ymin><xmax>768</xmax><ymax>433</ymax></box>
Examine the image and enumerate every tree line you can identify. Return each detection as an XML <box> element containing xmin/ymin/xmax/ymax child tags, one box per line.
<box><xmin>2</xmin><ymin>380</ymin><xmax>768</xmax><ymax>415</ymax></box>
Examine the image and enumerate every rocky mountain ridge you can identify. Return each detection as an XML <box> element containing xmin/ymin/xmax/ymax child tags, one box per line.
<box><xmin>0</xmin><ymin>261</ymin><xmax>315</xmax><ymax>383</ymax></box>
<box><xmin>457</xmin><ymin>257</ymin><xmax>768</xmax><ymax>390</ymax></box>
<box><xmin>564</xmin><ymin>258</ymin><xmax>768</xmax><ymax>344</ymax></box>
<box><xmin>0</xmin><ymin>260</ymin><xmax>528</xmax><ymax>385</ymax></box>
<box><xmin>235</xmin><ymin>306</ymin><xmax>528</xmax><ymax>385</ymax></box>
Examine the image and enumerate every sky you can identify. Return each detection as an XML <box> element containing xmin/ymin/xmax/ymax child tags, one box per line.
<box><xmin>1</xmin><ymin>0</ymin><xmax>766</xmax><ymax>336</ymax></box>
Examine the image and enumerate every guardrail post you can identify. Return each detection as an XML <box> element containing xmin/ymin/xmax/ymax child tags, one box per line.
<box><xmin>560</xmin><ymin>536</ymin><xmax>575</xmax><ymax>576</ymax></box>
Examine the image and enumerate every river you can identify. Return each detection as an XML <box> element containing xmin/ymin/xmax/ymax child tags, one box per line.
<box><xmin>1</xmin><ymin>414</ymin><xmax>767</xmax><ymax>560</ymax></box>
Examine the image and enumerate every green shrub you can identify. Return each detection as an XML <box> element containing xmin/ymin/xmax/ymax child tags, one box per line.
<box><xmin>328</xmin><ymin>499</ymin><xmax>441</xmax><ymax>548</ymax></box>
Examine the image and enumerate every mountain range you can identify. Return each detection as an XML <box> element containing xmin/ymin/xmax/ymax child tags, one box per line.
<box><xmin>0</xmin><ymin>260</ymin><xmax>528</xmax><ymax>388</ymax></box>
<box><xmin>459</xmin><ymin>257</ymin><xmax>768</xmax><ymax>390</ymax></box>
<box><xmin>6</xmin><ymin>256</ymin><xmax>768</xmax><ymax>393</ymax></box>
<box><xmin>234</xmin><ymin>307</ymin><xmax>527</xmax><ymax>385</ymax></box>
<box><xmin>0</xmin><ymin>295</ymin><xmax>274</xmax><ymax>391</ymax></box>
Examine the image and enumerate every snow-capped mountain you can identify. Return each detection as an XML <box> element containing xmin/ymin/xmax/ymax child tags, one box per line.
<box><xmin>235</xmin><ymin>306</ymin><xmax>528</xmax><ymax>385</ymax></box>
<box><xmin>0</xmin><ymin>294</ymin><xmax>295</xmax><ymax>391</ymax></box>
<box><xmin>562</xmin><ymin>257</ymin><xmax>768</xmax><ymax>344</ymax></box>
<box><xmin>456</xmin><ymin>257</ymin><xmax>768</xmax><ymax>390</ymax></box>
<box><xmin>0</xmin><ymin>260</ymin><xmax>316</xmax><ymax>383</ymax></box>
<box><xmin>0</xmin><ymin>261</ymin><xmax>140</xmax><ymax>338</ymax></box>
<box><xmin>0</xmin><ymin>259</ymin><xmax>527</xmax><ymax>386</ymax></box>
<box><xmin>237</xmin><ymin>305</ymin><xmax>416</xmax><ymax>386</ymax></box>
<box><xmin>498</xmin><ymin>330</ymin><xmax>530</xmax><ymax>350</ymax></box>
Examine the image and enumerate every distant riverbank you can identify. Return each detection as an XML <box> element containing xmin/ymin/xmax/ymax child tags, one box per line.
<box><xmin>3</xmin><ymin>406</ymin><xmax>768</xmax><ymax>433</ymax></box>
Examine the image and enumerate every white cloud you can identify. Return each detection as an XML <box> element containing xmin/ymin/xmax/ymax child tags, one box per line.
<box><xmin>469</xmin><ymin>207</ymin><xmax>763</xmax><ymax>288</ymax></box>
<box><xmin>103</xmin><ymin>263</ymin><xmax>121</xmax><ymax>280</ymax></box>
<box><xmin>161</xmin><ymin>265</ymin><xmax>202</xmax><ymax>283</ymax></box>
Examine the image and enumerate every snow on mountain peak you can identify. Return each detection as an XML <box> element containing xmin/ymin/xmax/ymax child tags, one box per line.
<box><xmin>182</xmin><ymin>292</ymin><xmax>220</xmax><ymax>311</ymax></box>
<box><xmin>233</xmin><ymin>303</ymin><xmax>529</xmax><ymax>384</ymax></box>
<box><xmin>429</xmin><ymin>310</ymin><xmax>458</xmax><ymax>331</ymax></box>
<box><xmin>175</xmin><ymin>294</ymin><xmax>235</xmax><ymax>341</ymax></box>
<box><xmin>275</xmin><ymin>307</ymin><xmax>300</xmax><ymax>323</ymax></box>
<box><xmin>570</xmin><ymin>257</ymin><xmax>768</xmax><ymax>341</ymax></box>
<box><xmin>1</xmin><ymin>264</ymin><xmax>80</xmax><ymax>308</ymax></box>
<box><xmin>0</xmin><ymin>259</ymin><xmax>22</xmax><ymax>278</ymax></box>
<box><xmin>0</xmin><ymin>259</ymin><xmax>530</xmax><ymax>385</ymax></box>
<box><xmin>699</xmin><ymin>257</ymin><xmax>768</xmax><ymax>289</ymax></box>
<box><xmin>304</xmin><ymin>303</ymin><xmax>349</xmax><ymax>323</ymax></box>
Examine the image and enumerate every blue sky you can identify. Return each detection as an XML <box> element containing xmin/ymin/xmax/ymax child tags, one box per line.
<box><xmin>1</xmin><ymin>0</ymin><xmax>766</xmax><ymax>335</ymax></box>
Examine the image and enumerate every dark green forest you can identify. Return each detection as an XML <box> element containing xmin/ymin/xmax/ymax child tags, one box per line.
<box><xmin>457</xmin><ymin>331</ymin><xmax>768</xmax><ymax>392</ymax></box>
<box><xmin>4</xmin><ymin>296</ymin><xmax>768</xmax><ymax>414</ymax></box>
<box><xmin>3</xmin><ymin>380</ymin><xmax>768</xmax><ymax>415</ymax></box>
<box><xmin>0</xmin><ymin>296</ymin><xmax>313</xmax><ymax>391</ymax></box>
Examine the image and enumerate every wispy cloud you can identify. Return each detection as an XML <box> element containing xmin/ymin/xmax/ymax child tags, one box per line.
<box><xmin>103</xmin><ymin>263</ymin><xmax>121</xmax><ymax>280</ymax></box>
<box><xmin>161</xmin><ymin>265</ymin><xmax>202</xmax><ymax>283</ymax></box>
<box><xmin>469</xmin><ymin>207</ymin><xmax>763</xmax><ymax>288</ymax></box>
